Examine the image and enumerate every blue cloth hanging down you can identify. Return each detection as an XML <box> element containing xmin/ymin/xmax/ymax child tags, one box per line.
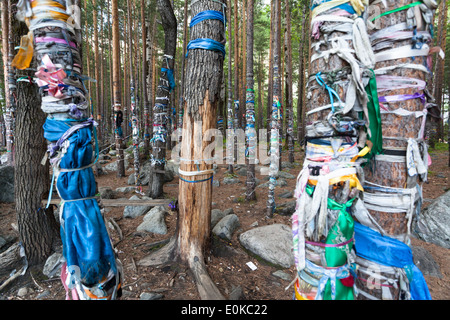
<box><xmin>161</xmin><ymin>67</ymin><xmax>176</xmax><ymax>92</ymax></box>
<box><xmin>353</xmin><ymin>222</ymin><xmax>431</xmax><ymax>300</ymax></box>
<box><xmin>190</xmin><ymin>10</ymin><xmax>226</xmax><ymax>28</ymax></box>
<box><xmin>43</xmin><ymin>118</ymin><xmax>117</xmax><ymax>286</ymax></box>
<box><xmin>186</xmin><ymin>38</ymin><xmax>226</xmax><ymax>57</ymax></box>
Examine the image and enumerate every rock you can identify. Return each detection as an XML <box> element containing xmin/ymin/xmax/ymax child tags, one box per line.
<box><xmin>412</xmin><ymin>245</ymin><xmax>442</xmax><ymax>278</ymax></box>
<box><xmin>115</xmin><ymin>186</ymin><xmax>136</xmax><ymax>193</ymax></box>
<box><xmin>212</xmin><ymin>214</ymin><xmax>240</xmax><ymax>240</ymax></box>
<box><xmin>237</xmin><ymin>167</ymin><xmax>247</xmax><ymax>176</ymax></box>
<box><xmin>137</xmin><ymin>206</ymin><xmax>168</xmax><ymax>235</ymax></box>
<box><xmin>281</xmin><ymin>161</ymin><xmax>298</xmax><ymax>169</ymax></box>
<box><xmin>99</xmin><ymin>187</ymin><xmax>115</xmax><ymax>199</ymax></box>
<box><xmin>275</xmin><ymin>200</ymin><xmax>296</xmax><ymax>216</ymax></box>
<box><xmin>17</xmin><ymin>287</ymin><xmax>28</xmax><ymax>297</ymax></box>
<box><xmin>0</xmin><ymin>165</ymin><xmax>14</xmax><ymax>202</ymax></box>
<box><xmin>165</xmin><ymin>160</ymin><xmax>179</xmax><ymax>177</ymax></box>
<box><xmin>0</xmin><ymin>153</ymin><xmax>8</xmax><ymax>165</ymax></box>
<box><xmin>213</xmin><ymin>179</ymin><xmax>220</xmax><ymax>188</ymax></box>
<box><xmin>103</xmin><ymin>158</ymin><xmax>129</xmax><ymax>172</ymax></box>
<box><xmin>229</xmin><ymin>285</ymin><xmax>244</xmax><ymax>300</ymax></box>
<box><xmin>414</xmin><ymin>190</ymin><xmax>450</xmax><ymax>249</ymax></box>
<box><xmin>223</xmin><ymin>177</ymin><xmax>241</xmax><ymax>185</ymax></box>
<box><xmin>239</xmin><ymin>224</ymin><xmax>294</xmax><ymax>268</ymax></box>
<box><xmin>278</xmin><ymin>191</ymin><xmax>293</xmax><ymax>199</ymax></box>
<box><xmin>211</xmin><ymin>209</ymin><xmax>226</xmax><ymax>228</ymax></box>
<box><xmin>123</xmin><ymin>195</ymin><xmax>152</xmax><ymax>219</ymax></box>
<box><xmin>43</xmin><ymin>252</ymin><xmax>64</xmax><ymax>278</ymax></box>
<box><xmin>164</xmin><ymin>169</ymin><xmax>174</xmax><ymax>183</ymax></box>
<box><xmin>278</xmin><ymin>171</ymin><xmax>296</xmax><ymax>179</ymax></box>
<box><xmin>36</xmin><ymin>290</ymin><xmax>51</xmax><ymax>299</ymax></box>
<box><xmin>272</xmin><ymin>270</ymin><xmax>292</xmax><ymax>281</ymax></box>
<box><xmin>223</xmin><ymin>208</ymin><xmax>234</xmax><ymax>216</ymax></box>
<box><xmin>140</xmin><ymin>292</ymin><xmax>164</xmax><ymax>300</ymax></box>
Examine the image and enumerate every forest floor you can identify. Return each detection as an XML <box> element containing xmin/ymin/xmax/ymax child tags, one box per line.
<box><xmin>0</xmin><ymin>142</ymin><xmax>449</xmax><ymax>301</ymax></box>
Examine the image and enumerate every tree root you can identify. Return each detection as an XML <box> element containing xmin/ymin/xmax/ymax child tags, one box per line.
<box><xmin>137</xmin><ymin>236</ymin><xmax>225</xmax><ymax>300</ymax></box>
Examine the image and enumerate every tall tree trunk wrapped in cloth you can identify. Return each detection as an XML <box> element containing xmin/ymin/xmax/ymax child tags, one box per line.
<box><xmin>12</xmin><ymin>0</ymin><xmax>122</xmax><ymax>300</ymax></box>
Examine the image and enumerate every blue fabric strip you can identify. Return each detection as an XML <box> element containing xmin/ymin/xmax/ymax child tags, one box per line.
<box><xmin>354</xmin><ymin>222</ymin><xmax>431</xmax><ymax>300</ymax></box>
<box><xmin>186</xmin><ymin>38</ymin><xmax>226</xmax><ymax>57</ymax></box>
<box><xmin>161</xmin><ymin>67</ymin><xmax>176</xmax><ymax>91</ymax></box>
<box><xmin>190</xmin><ymin>10</ymin><xmax>226</xmax><ymax>28</ymax></box>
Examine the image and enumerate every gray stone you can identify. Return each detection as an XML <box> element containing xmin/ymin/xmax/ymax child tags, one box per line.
<box><xmin>17</xmin><ymin>287</ymin><xmax>28</xmax><ymax>297</ymax></box>
<box><xmin>278</xmin><ymin>191</ymin><xmax>293</xmax><ymax>199</ymax></box>
<box><xmin>213</xmin><ymin>179</ymin><xmax>220</xmax><ymax>187</ymax></box>
<box><xmin>275</xmin><ymin>200</ymin><xmax>296</xmax><ymax>216</ymax></box>
<box><xmin>140</xmin><ymin>292</ymin><xmax>164</xmax><ymax>300</ymax></box>
<box><xmin>237</xmin><ymin>167</ymin><xmax>247</xmax><ymax>176</ymax></box>
<box><xmin>223</xmin><ymin>177</ymin><xmax>241</xmax><ymax>185</ymax></box>
<box><xmin>212</xmin><ymin>214</ymin><xmax>240</xmax><ymax>240</ymax></box>
<box><xmin>278</xmin><ymin>171</ymin><xmax>296</xmax><ymax>179</ymax></box>
<box><xmin>103</xmin><ymin>158</ymin><xmax>129</xmax><ymax>172</ymax></box>
<box><xmin>239</xmin><ymin>224</ymin><xmax>294</xmax><ymax>268</ymax></box>
<box><xmin>229</xmin><ymin>285</ymin><xmax>244</xmax><ymax>300</ymax></box>
<box><xmin>43</xmin><ymin>252</ymin><xmax>64</xmax><ymax>278</ymax></box>
<box><xmin>36</xmin><ymin>290</ymin><xmax>51</xmax><ymax>299</ymax></box>
<box><xmin>272</xmin><ymin>270</ymin><xmax>292</xmax><ymax>281</ymax></box>
<box><xmin>211</xmin><ymin>209</ymin><xmax>226</xmax><ymax>228</ymax></box>
<box><xmin>165</xmin><ymin>160</ymin><xmax>180</xmax><ymax>177</ymax></box>
<box><xmin>115</xmin><ymin>186</ymin><xmax>136</xmax><ymax>193</ymax></box>
<box><xmin>0</xmin><ymin>165</ymin><xmax>14</xmax><ymax>202</ymax></box>
<box><xmin>137</xmin><ymin>206</ymin><xmax>168</xmax><ymax>234</ymax></box>
<box><xmin>99</xmin><ymin>186</ymin><xmax>115</xmax><ymax>199</ymax></box>
<box><xmin>414</xmin><ymin>190</ymin><xmax>450</xmax><ymax>249</ymax></box>
<box><xmin>123</xmin><ymin>195</ymin><xmax>152</xmax><ymax>219</ymax></box>
<box><xmin>412</xmin><ymin>245</ymin><xmax>442</xmax><ymax>278</ymax></box>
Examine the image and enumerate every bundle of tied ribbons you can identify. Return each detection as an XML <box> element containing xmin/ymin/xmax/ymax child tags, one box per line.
<box><xmin>13</xmin><ymin>0</ymin><xmax>122</xmax><ymax>300</ymax></box>
<box><xmin>292</xmin><ymin>0</ymin><xmax>440</xmax><ymax>300</ymax></box>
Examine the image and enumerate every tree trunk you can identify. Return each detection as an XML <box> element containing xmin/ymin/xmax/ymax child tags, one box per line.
<box><xmin>112</xmin><ymin>0</ymin><xmax>126</xmax><ymax>177</ymax></box>
<box><xmin>93</xmin><ymin>0</ymin><xmax>102</xmax><ymax>143</ymax></box>
<box><xmin>354</xmin><ymin>0</ymin><xmax>438</xmax><ymax>300</ymax></box>
<box><xmin>2</xmin><ymin>0</ymin><xmax>15</xmax><ymax>165</ymax></box>
<box><xmin>12</xmin><ymin>4</ymin><xmax>59</xmax><ymax>268</ymax></box>
<box><xmin>128</xmin><ymin>0</ymin><xmax>142</xmax><ymax>193</ymax></box>
<box><xmin>148</xmin><ymin>0</ymin><xmax>177</xmax><ymax>199</ymax></box>
<box><xmin>245</xmin><ymin>0</ymin><xmax>256</xmax><ymax>201</ymax></box>
<box><xmin>141</xmin><ymin>0</ymin><xmax>150</xmax><ymax>155</ymax></box>
<box><xmin>139</xmin><ymin>0</ymin><xmax>227</xmax><ymax>300</ymax></box>
<box><xmin>226</xmin><ymin>0</ymin><xmax>234</xmax><ymax>174</ymax></box>
<box><xmin>267</xmin><ymin>0</ymin><xmax>281</xmax><ymax>218</ymax></box>
<box><xmin>284</xmin><ymin>0</ymin><xmax>294</xmax><ymax>163</ymax></box>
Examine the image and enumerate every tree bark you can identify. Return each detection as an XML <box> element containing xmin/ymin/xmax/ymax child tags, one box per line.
<box><xmin>148</xmin><ymin>0</ymin><xmax>177</xmax><ymax>199</ymax></box>
<box><xmin>112</xmin><ymin>0</ymin><xmax>126</xmax><ymax>177</ymax></box>
<box><xmin>245</xmin><ymin>0</ymin><xmax>256</xmax><ymax>201</ymax></box>
<box><xmin>139</xmin><ymin>0</ymin><xmax>227</xmax><ymax>300</ymax></box>
<box><xmin>284</xmin><ymin>0</ymin><xmax>294</xmax><ymax>163</ymax></box>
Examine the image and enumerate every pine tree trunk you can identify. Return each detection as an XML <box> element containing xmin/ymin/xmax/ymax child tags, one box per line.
<box><xmin>285</xmin><ymin>0</ymin><xmax>294</xmax><ymax>163</ymax></box>
<box><xmin>12</xmin><ymin>6</ymin><xmax>59</xmax><ymax>267</ymax></box>
<box><xmin>267</xmin><ymin>0</ymin><xmax>281</xmax><ymax>218</ymax></box>
<box><xmin>226</xmin><ymin>0</ymin><xmax>234</xmax><ymax>174</ymax></box>
<box><xmin>245</xmin><ymin>0</ymin><xmax>256</xmax><ymax>201</ymax></box>
<box><xmin>176</xmin><ymin>0</ymin><xmax>227</xmax><ymax>300</ymax></box>
<box><xmin>112</xmin><ymin>0</ymin><xmax>126</xmax><ymax>177</ymax></box>
<box><xmin>149</xmin><ymin>0</ymin><xmax>177</xmax><ymax>199</ymax></box>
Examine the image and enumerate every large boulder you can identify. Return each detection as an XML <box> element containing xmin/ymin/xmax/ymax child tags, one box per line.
<box><xmin>0</xmin><ymin>165</ymin><xmax>14</xmax><ymax>203</ymax></box>
<box><xmin>414</xmin><ymin>191</ymin><xmax>450</xmax><ymax>249</ymax></box>
<box><xmin>239</xmin><ymin>224</ymin><xmax>294</xmax><ymax>268</ymax></box>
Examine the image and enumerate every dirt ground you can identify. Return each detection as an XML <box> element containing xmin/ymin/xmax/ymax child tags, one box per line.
<box><xmin>0</xmin><ymin>143</ymin><xmax>449</xmax><ymax>301</ymax></box>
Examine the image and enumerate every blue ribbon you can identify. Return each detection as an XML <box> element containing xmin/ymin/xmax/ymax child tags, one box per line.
<box><xmin>190</xmin><ymin>10</ymin><xmax>226</xmax><ymax>28</ymax></box>
<box><xmin>161</xmin><ymin>67</ymin><xmax>176</xmax><ymax>92</ymax></box>
<box><xmin>186</xmin><ymin>38</ymin><xmax>226</xmax><ymax>57</ymax></box>
<box><xmin>354</xmin><ymin>222</ymin><xmax>432</xmax><ymax>300</ymax></box>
